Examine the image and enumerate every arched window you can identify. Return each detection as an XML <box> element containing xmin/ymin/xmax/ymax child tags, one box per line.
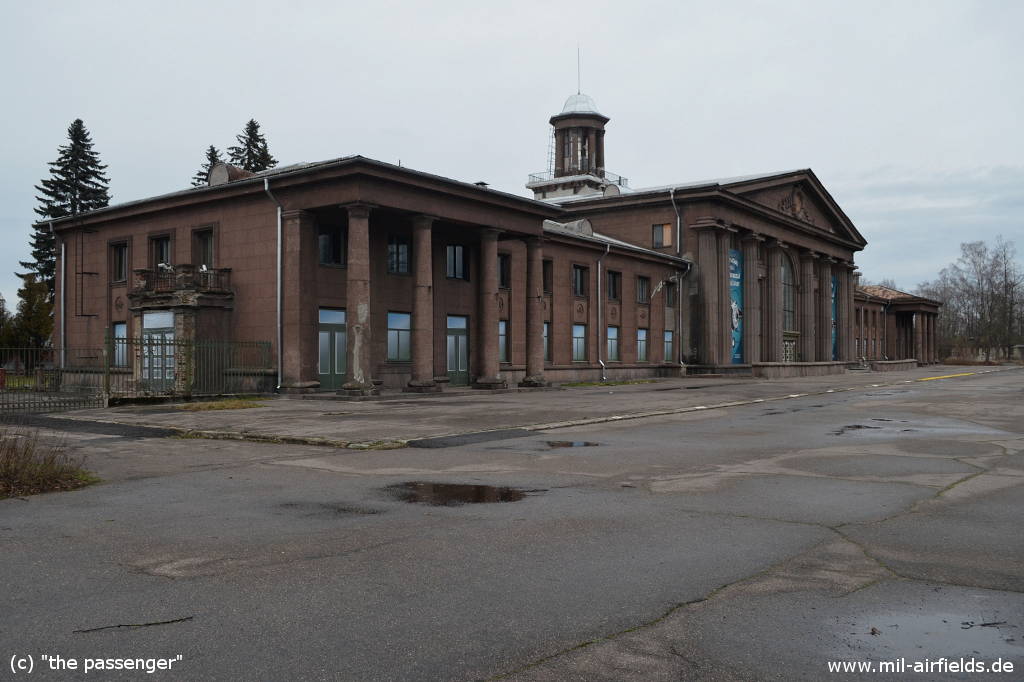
<box><xmin>782</xmin><ymin>254</ymin><xmax>796</xmax><ymax>332</ymax></box>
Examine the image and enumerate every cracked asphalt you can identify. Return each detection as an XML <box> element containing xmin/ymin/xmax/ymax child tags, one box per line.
<box><xmin>2</xmin><ymin>368</ymin><xmax>1022</xmax><ymax>680</ymax></box>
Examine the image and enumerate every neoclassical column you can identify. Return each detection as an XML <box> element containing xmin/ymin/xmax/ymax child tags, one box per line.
<box><xmin>931</xmin><ymin>313</ymin><xmax>939</xmax><ymax>363</ymax></box>
<box><xmin>520</xmin><ymin>237</ymin><xmax>546</xmax><ymax>386</ymax></box>
<box><xmin>741</xmin><ymin>234</ymin><xmax>763</xmax><ymax>365</ymax></box>
<box><xmin>816</xmin><ymin>258</ymin><xmax>833</xmax><ymax>361</ymax></box>
<box><xmin>765</xmin><ymin>241</ymin><xmax>785</xmax><ymax>362</ymax></box>
<box><xmin>342</xmin><ymin>203</ymin><xmax>375</xmax><ymax>394</ymax></box>
<box><xmin>407</xmin><ymin>215</ymin><xmax>438</xmax><ymax>392</ymax></box>
<box><xmin>281</xmin><ymin>209</ymin><xmax>319</xmax><ymax>390</ymax></box>
<box><xmin>718</xmin><ymin>228</ymin><xmax>736</xmax><ymax>364</ymax></box>
<box><xmin>475</xmin><ymin>228</ymin><xmax>505</xmax><ymax>388</ymax></box>
<box><xmin>846</xmin><ymin>267</ymin><xmax>859</xmax><ymax>361</ymax></box>
<box><xmin>799</xmin><ymin>251</ymin><xmax>818</xmax><ymax>362</ymax></box>
<box><xmin>694</xmin><ymin>219</ymin><xmax>722</xmax><ymax>365</ymax></box>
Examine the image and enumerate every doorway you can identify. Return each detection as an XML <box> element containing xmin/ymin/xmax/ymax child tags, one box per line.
<box><xmin>446</xmin><ymin>315</ymin><xmax>469</xmax><ymax>386</ymax></box>
<box><xmin>318</xmin><ymin>308</ymin><xmax>347</xmax><ymax>390</ymax></box>
<box><xmin>141</xmin><ymin>311</ymin><xmax>175</xmax><ymax>392</ymax></box>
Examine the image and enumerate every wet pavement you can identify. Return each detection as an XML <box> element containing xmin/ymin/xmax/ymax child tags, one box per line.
<box><xmin>1</xmin><ymin>367</ymin><xmax>1022</xmax><ymax>680</ymax></box>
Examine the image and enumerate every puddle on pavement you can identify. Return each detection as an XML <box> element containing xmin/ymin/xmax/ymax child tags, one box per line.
<box><xmin>851</xmin><ymin>612</ymin><xmax>1021</xmax><ymax>656</ymax></box>
<box><xmin>384</xmin><ymin>482</ymin><xmax>542</xmax><ymax>506</ymax></box>
<box><xmin>832</xmin><ymin>424</ymin><xmax>882</xmax><ymax>436</ymax></box>
<box><xmin>546</xmin><ymin>441</ymin><xmax>600</xmax><ymax>448</ymax></box>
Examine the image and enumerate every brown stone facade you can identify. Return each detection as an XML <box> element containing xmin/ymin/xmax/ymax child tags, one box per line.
<box><xmin>855</xmin><ymin>286</ymin><xmax>941</xmax><ymax>364</ymax></box>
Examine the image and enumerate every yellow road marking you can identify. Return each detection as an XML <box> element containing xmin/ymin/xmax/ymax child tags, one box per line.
<box><xmin>917</xmin><ymin>372</ymin><xmax>976</xmax><ymax>381</ymax></box>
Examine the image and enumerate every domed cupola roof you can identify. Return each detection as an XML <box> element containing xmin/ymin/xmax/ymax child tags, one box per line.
<box><xmin>560</xmin><ymin>92</ymin><xmax>602</xmax><ymax>115</ymax></box>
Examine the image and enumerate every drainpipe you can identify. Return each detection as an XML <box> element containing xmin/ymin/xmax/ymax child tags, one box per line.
<box><xmin>596</xmin><ymin>242</ymin><xmax>610</xmax><ymax>380</ymax></box>
<box><xmin>670</xmin><ymin>188</ymin><xmax>687</xmax><ymax>368</ymax></box>
<box><xmin>264</xmin><ymin>178</ymin><xmax>283</xmax><ymax>391</ymax></box>
<box><xmin>53</xmin><ymin>222</ymin><xmax>65</xmax><ymax>368</ymax></box>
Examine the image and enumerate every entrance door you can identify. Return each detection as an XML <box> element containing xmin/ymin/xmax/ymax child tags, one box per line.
<box><xmin>318</xmin><ymin>309</ymin><xmax>347</xmax><ymax>390</ymax></box>
<box><xmin>141</xmin><ymin>311</ymin><xmax>175</xmax><ymax>392</ymax></box>
<box><xmin>446</xmin><ymin>315</ymin><xmax>469</xmax><ymax>386</ymax></box>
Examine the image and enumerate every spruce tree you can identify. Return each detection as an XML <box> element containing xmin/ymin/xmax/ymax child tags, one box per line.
<box><xmin>191</xmin><ymin>145</ymin><xmax>224</xmax><ymax>187</ymax></box>
<box><xmin>12</xmin><ymin>275</ymin><xmax>53</xmax><ymax>348</ymax></box>
<box><xmin>227</xmin><ymin>119</ymin><xmax>277</xmax><ymax>172</ymax></box>
<box><xmin>22</xmin><ymin>119</ymin><xmax>111</xmax><ymax>300</ymax></box>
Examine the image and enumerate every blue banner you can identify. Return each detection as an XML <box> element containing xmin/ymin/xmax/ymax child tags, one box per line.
<box><xmin>729</xmin><ymin>249</ymin><xmax>743</xmax><ymax>364</ymax></box>
<box><xmin>831</xmin><ymin>275</ymin><xmax>839</xmax><ymax>361</ymax></box>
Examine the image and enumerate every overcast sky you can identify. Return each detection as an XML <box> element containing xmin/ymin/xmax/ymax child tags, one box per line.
<box><xmin>2</xmin><ymin>0</ymin><xmax>1022</xmax><ymax>307</ymax></box>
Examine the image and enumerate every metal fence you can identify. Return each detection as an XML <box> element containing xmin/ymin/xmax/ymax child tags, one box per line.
<box><xmin>0</xmin><ymin>338</ymin><xmax>274</xmax><ymax>414</ymax></box>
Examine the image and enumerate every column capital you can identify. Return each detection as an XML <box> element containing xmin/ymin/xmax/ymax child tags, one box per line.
<box><xmin>767</xmin><ymin>239</ymin><xmax>789</xmax><ymax>250</ymax></box>
<box><xmin>342</xmin><ymin>203</ymin><xmax>374</xmax><ymax>219</ymax></box>
<box><xmin>741</xmin><ymin>232</ymin><xmax>766</xmax><ymax>243</ymax></box>
<box><xmin>691</xmin><ymin>217</ymin><xmax>729</xmax><ymax>232</ymax></box>
<box><xmin>412</xmin><ymin>214</ymin><xmax>438</xmax><ymax>229</ymax></box>
<box><xmin>281</xmin><ymin>208</ymin><xmax>315</xmax><ymax>222</ymax></box>
<box><xmin>479</xmin><ymin>227</ymin><xmax>501</xmax><ymax>240</ymax></box>
<box><xmin>799</xmin><ymin>250</ymin><xmax>820</xmax><ymax>262</ymax></box>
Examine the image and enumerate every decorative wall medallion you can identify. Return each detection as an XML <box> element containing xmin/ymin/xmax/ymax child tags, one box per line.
<box><xmin>610</xmin><ymin>306</ymin><xmax>618</xmax><ymax>320</ymax></box>
<box><xmin>576</xmin><ymin>303</ymin><xmax>584</xmax><ymax>315</ymax></box>
<box><xmin>778</xmin><ymin>187</ymin><xmax>814</xmax><ymax>224</ymax></box>
<box><xmin>639</xmin><ymin>309</ymin><xmax>647</xmax><ymax>321</ymax></box>
<box><xmin>114</xmin><ymin>296</ymin><xmax>124</xmax><ymax>312</ymax></box>
<box><xmin>497</xmin><ymin>297</ymin><xmax>504</xmax><ymax>312</ymax></box>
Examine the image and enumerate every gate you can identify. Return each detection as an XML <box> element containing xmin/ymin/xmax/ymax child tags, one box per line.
<box><xmin>0</xmin><ymin>347</ymin><xmax>105</xmax><ymax>414</ymax></box>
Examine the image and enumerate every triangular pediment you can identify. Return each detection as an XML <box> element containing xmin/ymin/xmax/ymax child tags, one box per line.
<box><xmin>721</xmin><ymin>170</ymin><xmax>865</xmax><ymax>246</ymax></box>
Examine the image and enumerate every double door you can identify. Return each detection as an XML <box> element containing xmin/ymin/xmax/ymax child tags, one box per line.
<box><xmin>446</xmin><ymin>315</ymin><xmax>469</xmax><ymax>386</ymax></box>
<box><xmin>318</xmin><ymin>309</ymin><xmax>347</xmax><ymax>390</ymax></box>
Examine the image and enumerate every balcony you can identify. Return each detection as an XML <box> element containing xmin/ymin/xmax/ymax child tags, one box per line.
<box><xmin>527</xmin><ymin>169</ymin><xmax>629</xmax><ymax>187</ymax></box>
<box><xmin>132</xmin><ymin>265</ymin><xmax>233</xmax><ymax>294</ymax></box>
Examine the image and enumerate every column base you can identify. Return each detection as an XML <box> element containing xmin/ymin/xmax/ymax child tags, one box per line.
<box><xmin>403</xmin><ymin>380</ymin><xmax>442</xmax><ymax>393</ymax></box>
<box><xmin>473</xmin><ymin>376</ymin><xmax>507</xmax><ymax>390</ymax></box>
<box><xmin>339</xmin><ymin>382</ymin><xmax>379</xmax><ymax>397</ymax></box>
<box><xmin>518</xmin><ymin>375</ymin><xmax>548</xmax><ymax>388</ymax></box>
<box><xmin>278</xmin><ymin>381</ymin><xmax>321</xmax><ymax>394</ymax></box>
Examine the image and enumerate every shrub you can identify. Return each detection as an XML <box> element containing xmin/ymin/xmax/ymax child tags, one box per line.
<box><xmin>0</xmin><ymin>428</ymin><xmax>96</xmax><ymax>498</ymax></box>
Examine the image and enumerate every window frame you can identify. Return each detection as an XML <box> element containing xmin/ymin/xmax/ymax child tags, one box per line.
<box><xmin>782</xmin><ymin>254</ymin><xmax>797</xmax><ymax>333</ymax></box>
<box><xmin>652</xmin><ymin>223</ymin><xmax>672</xmax><ymax>249</ymax></box>
<box><xmin>110</xmin><ymin>240</ymin><xmax>129</xmax><ymax>284</ymax></box>
<box><xmin>572</xmin><ymin>323</ymin><xmax>587</xmax><ymax>362</ymax></box>
<box><xmin>636</xmin><ymin>276</ymin><xmax>651</xmax><ymax>304</ymax></box>
<box><xmin>543</xmin><ymin>321</ymin><xmax>550</xmax><ymax>362</ymax></box>
<box><xmin>664</xmin><ymin>330</ymin><xmax>674</xmax><ymax>362</ymax></box>
<box><xmin>606</xmin><ymin>270</ymin><xmax>621</xmax><ymax>301</ymax></box>
<box><xmin>318</xmin><ymin>222</ymin><xmax>347</xmax><ymax>267</ymax></box>
<box><xmin>498</xmin><ymin>253</ymin><xmax>512</xmax><ymax>289</ymax></box>
<box><xmin>606</xmin><ymin>325</ymin><xmax>620</xmax><ymax>362</ymax></box>
<box><xmin>191</xmin><ymin>227</ymin><xmax>215</xmax><ymax>270</ymax></box>
<box><xmin>572</xmin><ymin>264</ymin><xmax>588</xmax><ymax>298</ymax></box>
<box><xmin>665</xmin><ymin>281</ymin><xmax>678</xmax><ymax>307</ymax></box>
<box><xmin>387</xmin><ymin>234</ymin><xmax>411</xmax><ymax>275</ymax></box>
<box><xmin>637</xmin><ymin>328</ymin><xmax>649</xmax><ymax>362</ymax></box>
<box><xmin>446</xmin><ymin>244</ymin><xmax>469</xmax><ymax>280</ymax></box>
<box><xmin>386</xmin><ymin>311</ymin><xmax>412</xmax><ymax>362</ymax></box>
<box><xmin>149</xmin><ymin>233</ymin><xmax>172</xmax><ymax>269</ymax></box>
<box><xmin>498</xmin><ymin>320</ymin><xmax>509</xmax><ymax>363</ymax></box>
<box><xmin>542</xmin><ymin>259</ymin><xmax>553</xmax><ymax>295</ymax></box>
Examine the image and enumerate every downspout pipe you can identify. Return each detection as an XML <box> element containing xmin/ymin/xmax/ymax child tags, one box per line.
<box><xmin>596</xmin><ymin>242</ymin><xmax>610</xmax><ymax>381</ymax></box>
<box><xmin>669</xmin><ymin>188</ymin><xmax>687</xmax><ymax>369</ymax></box>
<box><xmin>264</xmin><ymin>179</ymin><xmax>283</xmax><ymax>391</ymax></box>
<box><xmin>52</xmin><ymin>222</ymin><xmax>65</xmax><ymax>368</ymax></box>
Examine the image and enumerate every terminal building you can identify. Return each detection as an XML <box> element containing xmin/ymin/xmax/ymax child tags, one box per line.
<box><xmin>47</xmin><ymin>92</ymin><xmax>938</xmax><ymax>394</ymax></box>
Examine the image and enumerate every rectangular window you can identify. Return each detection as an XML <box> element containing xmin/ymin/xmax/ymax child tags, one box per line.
<box><xmin>542</xmin><ymin>260</ymin><xmax>553</xmax><ymax>294</ymax></box>
<box><xmin>318</xmin><ymin>224</ymin><xmax>346</xmax><ymax>266</ymax></box>
<box><xmin>498</xmin><ymin>253</ymin><xmax>511</xmax><ymax>289</ymax></box>
<box><xmin>572</xmin><ymin>324</ymin><xmax>587</xmax><ymax>362</ymax></box>
<box><xmin>387</xmin><ymin>234</ymin><xmax>410</xmax><ymax>274</ymax></box>
<box><xmin>193</xmin><ymin>229</ymin><xmax>214</xmax><ymax>269</ymax></box>
<box><xmin>636</xmin><ymin>276</ymin><xmax>651</xmax><ymax>304</ymax></box>
<box><xmin>111</xmin><ymin>242</ymin><xmax>128</xmax><ymax>283</ymax></box>
<box><xmin>543</xmin><ymin>321</ymin><xmax>550</xmax><ymax>362</ymax></box>
<box><xmin>637</xmin><ymin>328</ymin><xmax>649</xmax><ymax>362</ymax></box>
<box><xmin>151</xmin><ymin>236</ymin><xmax>171</xmax><ymax>267</ymax></box>
<box><xmin>387</xmin><ymin>312</ymin><xmax>412</xmax><ymax>361</ymax></box>
<box><xmin>607</xmin><ymin>326</ymin><xmax>620</xmax><ymax>361</ymax></box>
<box><xmin>665</xmin><ymin>281</ymin><xmax>678</xmax><ymax>307</ymax></box>
<box><xmin>446</xmin><ymin>245</ymin><xmax>467</xmax><ymax>280</ymax></box>
<box><xmin>652</xmin><ymin>223</ymin><xmax>672</xmax><ymax>248</ymax></box>
<box><xmin>112</xmin><ymin>322</ymin><xmax>127</xmax><ymax>367</ymax></box>
<box><xmin>607</xmin><ymin>271</ymin><xmax>621</xmax><ymax>301</ymax></box>
<box><xmin>498</xmin><ymin>320</ymin><xmax>509</xmax><ymax>362</ymax></box>
<box><xmin>664</xmin><ymin>330</ymin><xmax>674</xmax><ymax>362</ymax></box>
<box><xmin>572</xmin><ymin>265</ymin><xmax>588</xmax><ymax>297</ymax></box>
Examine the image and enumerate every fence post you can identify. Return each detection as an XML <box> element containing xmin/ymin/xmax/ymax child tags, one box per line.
<box><xmin>103</xmin><ymin>326</ymin><xmax>112</xmax><ymax>398</ymax></box>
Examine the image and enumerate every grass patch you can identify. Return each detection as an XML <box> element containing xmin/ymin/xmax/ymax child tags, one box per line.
<box><xmin>561</xmin><ymin>379</ymin><xmax>658</xmax><ymax>388</ymax></box>
<box><xmin>0</xmin><ymin>428</ymin><xmax>97</xmax><ymax>498</ymax></box>
<box><xmin>176</xmin><ymin>398</ymin><xmax>267</xmax><ymax>411</ymax></box>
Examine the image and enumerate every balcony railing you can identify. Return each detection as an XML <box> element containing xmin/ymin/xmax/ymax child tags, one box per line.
<box><xmin>132</xmin><ymin>265</ymin><xmax>232</xmax><ymax>294</ymax></box>
<box><xmin>527</xmin><ymin>169</ymin><xmax>629</xmax><ymax>187</ymax></box>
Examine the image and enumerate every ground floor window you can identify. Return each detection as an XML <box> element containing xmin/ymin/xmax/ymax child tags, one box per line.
<box><xmin>637</xmin><ymin>328</ymin><xmax>648</xmax><ymax>362</ymax></box>
<box><xmin>112</xmin><ymin>322</ymin><xmax>127</xmax><ymax>367</ymax></box>
<box><xmin>783</xmin><ymin>336</ymin><xmax>798</xmax><ymax>363</ymax></box>
<box><xmin>543</xmin><ymin>321</ymin><xmax>550</xmax><ymax>362</ymax></box>
<box><xmin>387</xmin><ymin>312</ymin><xmax>411</xmax><ymax>361</ymax></box>
<box><xmin>664</xmin><ymin>330</ymin><xmax>674</xmax><ymax>363</ymax></box>
<box><xmin>607</xmin><ymin>326</ymin><xmax>620</xmax><ymax>361</ymax></box>
<box><xmin>572</xmin><ymin>324</ymin><xmax>587</xmax><ymax>362</ymax></box>
<box><xmin>498</xmin><ymin>320</ymin><xmax>509</xmax><ymax>363</ymax></box>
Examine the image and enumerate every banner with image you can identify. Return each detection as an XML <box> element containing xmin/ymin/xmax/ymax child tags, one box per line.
<box><xmin>729</xmin><ymin>249</ymin><xmax>743</xmax><ymax>363</ymax></box>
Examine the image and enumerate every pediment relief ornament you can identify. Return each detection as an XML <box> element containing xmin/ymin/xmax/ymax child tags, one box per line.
<box><xmin>778</xmin><ymin>187</ymin><xmax>815</xmax><ymax>225</ymax></box>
